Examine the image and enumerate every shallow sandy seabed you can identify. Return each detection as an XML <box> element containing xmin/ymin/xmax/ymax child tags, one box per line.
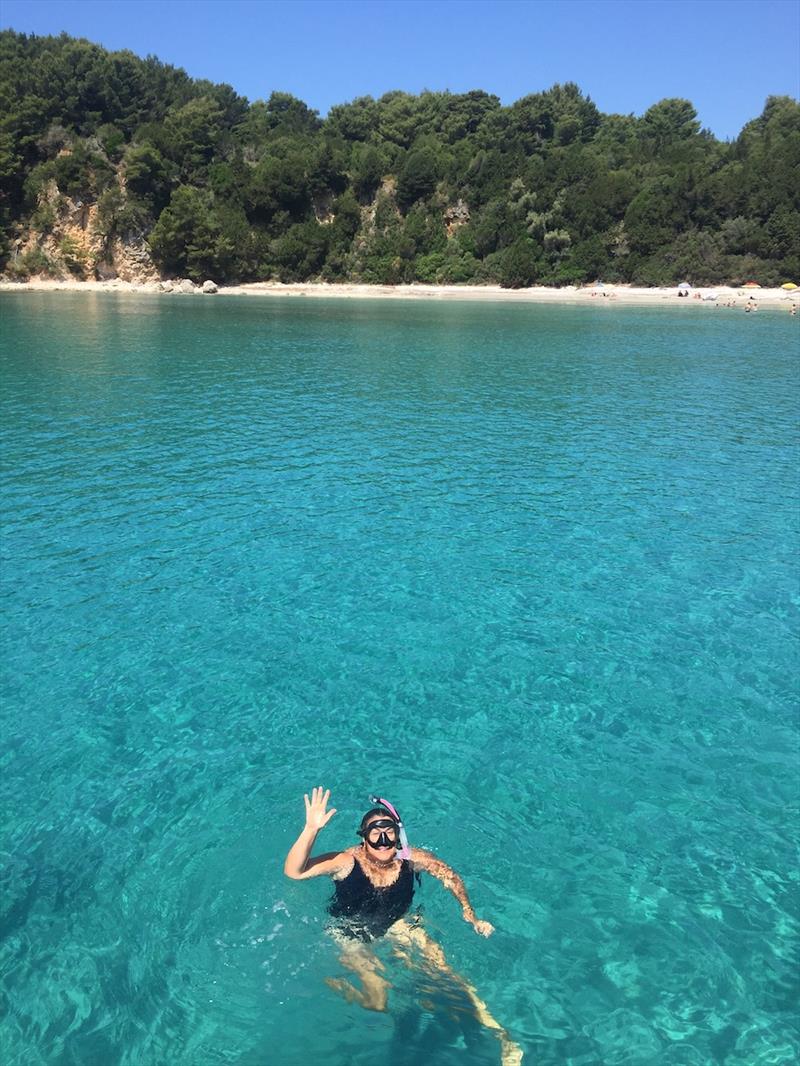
<box><xmin>1</xmin><ymin>277</ymin><xmax>798</xmax><ymax>310</ymax></box>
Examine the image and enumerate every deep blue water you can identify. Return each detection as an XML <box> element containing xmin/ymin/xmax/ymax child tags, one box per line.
<box><xmin>1</xmin><ymin>292</ymin><xmax>798</xmax><ymax>1065</ymax></box>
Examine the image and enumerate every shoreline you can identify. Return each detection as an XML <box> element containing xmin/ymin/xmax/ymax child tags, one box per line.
<box><xmin>1</xmin><ymin>277</ymin><xmax>798</xmax><ymax>310</ymax></box>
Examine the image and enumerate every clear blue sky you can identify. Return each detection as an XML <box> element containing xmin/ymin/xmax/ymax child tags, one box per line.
<box><xmin>2</xmin><ymin>0</ymin><xmax>798</xmax><ymax>139</ymax></box>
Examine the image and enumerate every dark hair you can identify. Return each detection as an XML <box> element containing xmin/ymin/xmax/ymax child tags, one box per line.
<box><xmin>358</xmin><ymin>807</ymin><xmax>397</xmax><ymax>835</ymax></box>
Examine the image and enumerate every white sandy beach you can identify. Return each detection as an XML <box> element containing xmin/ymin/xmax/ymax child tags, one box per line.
<box><xmin>1</xmin><ymin>277</ymin><xmax>798</xmax><ymax>309</ymax></box>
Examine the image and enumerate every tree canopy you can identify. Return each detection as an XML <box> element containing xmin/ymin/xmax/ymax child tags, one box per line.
<box><xmin>1</xmin><ymin>30</ymin><xmax>798</xmax><ymax>286</ymax></box>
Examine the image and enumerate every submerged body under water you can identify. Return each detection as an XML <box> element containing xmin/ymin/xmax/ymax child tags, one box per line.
<box><xmin>1</xmin><ymin>293</ymin><xmax>798</xmax><ymax>1065</ymax></box>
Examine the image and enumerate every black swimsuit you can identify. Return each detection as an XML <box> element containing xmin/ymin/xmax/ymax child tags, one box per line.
<box><xmin>328</xmin><ymin>856</ymin><xmax>415</xmax><ymax>941</ymax></box>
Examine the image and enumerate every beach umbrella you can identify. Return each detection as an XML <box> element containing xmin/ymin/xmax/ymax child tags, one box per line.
<box><xmin>678</xmin><ymin>281</ymin><xmax>691</xmax><ymax>289</ymax></box>
<box><xmin>781</xmin><ymin>282</ymin><xmax>797</xmax><ymax>290</ymax></box>
<box><xmin>743</xmin><ymin>281</ymin><xmax>761</xmax><ymax>288</ymax></box>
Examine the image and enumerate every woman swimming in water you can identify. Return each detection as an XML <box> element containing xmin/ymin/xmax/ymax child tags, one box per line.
<box><xmin>284</xmin><ymin>787</ymin><xmax>522</xmax><ymax>1065</ymax></box>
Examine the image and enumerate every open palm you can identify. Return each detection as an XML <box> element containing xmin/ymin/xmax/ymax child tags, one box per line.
<box><xmin>304</xmin><ymin>786</ymin><xmax>337</xmax><ymax>831</ymax></box>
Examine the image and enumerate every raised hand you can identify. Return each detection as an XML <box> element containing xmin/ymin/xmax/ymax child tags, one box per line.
<box><xmin>304</xmin><ymin>786</ymin><xmax>337</xmax><ymax>832</ymax></box>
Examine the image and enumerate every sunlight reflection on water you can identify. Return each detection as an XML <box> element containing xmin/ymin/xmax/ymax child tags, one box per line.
<box><xmin>1</xmin><ymin>293</ymin><xmax>798</xmax><ymax>1065</ymax></box>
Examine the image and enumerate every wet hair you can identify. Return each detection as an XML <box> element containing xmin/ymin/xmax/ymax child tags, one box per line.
<box><xmin>358</xmin><ymin>807</ymin><xmax>398</xmax><ymax>835</ymax></box>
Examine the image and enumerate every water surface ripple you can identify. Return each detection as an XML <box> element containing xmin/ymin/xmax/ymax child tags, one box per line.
<box><xmin>1</xmin><ymin>293</ymin><xmax>798</xmax><ymax>1065</ymax></box>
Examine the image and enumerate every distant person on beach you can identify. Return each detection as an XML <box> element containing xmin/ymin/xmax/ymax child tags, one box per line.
<box><xmin>284</xmin><ymin>787</ymin><xmax>522</xmax><ymax>1065</ymax></box>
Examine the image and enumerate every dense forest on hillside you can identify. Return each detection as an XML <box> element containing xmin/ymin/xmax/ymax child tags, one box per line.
<box><xmin>1</xmin><ymin>30</ymin><xmax>798</xmax><ymax>287</ymax></box>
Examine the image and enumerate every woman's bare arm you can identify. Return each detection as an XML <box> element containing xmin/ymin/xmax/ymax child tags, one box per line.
<box><xmin>410</xmin><ymin>847</ymin><xmax>494</xmax><ymax>936</ymax></box>
<box><xmin>284</xmin><ymin>787</ymin><xmax>348</xmax><ymax>880</ymax></box>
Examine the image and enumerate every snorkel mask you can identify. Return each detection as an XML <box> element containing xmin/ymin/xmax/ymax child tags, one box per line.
<box><xmin>364</xmin><ymin>796</ymin><xmax>411</xmax><ymax>859</ymax></box>
<box><xmin>360</xmin><ymin>819</ymin><xmax>399</xmax><ymax>850</ymax></box>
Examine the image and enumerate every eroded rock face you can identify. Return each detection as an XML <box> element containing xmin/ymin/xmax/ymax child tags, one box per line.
<box><xmin>444</xmin><ymin>199</ymin><xmax>470</xmax><ymax>237</ymax></box>
<box><xmin>8</xmin><ymin>177</ymin><xmax>160</xmax><ymax>284</ymax></box>
<box><xmin>202</xmin><ymin>280</ymin><xmax>218</xmax><ymax>293</ymax></box>
<box><xmin>96</xmin><ymin>260</ymin><xmax>119</xmax><ymax>281</ymax></box>
<box><xmin>107</xmin><ymin>235</ymin><xmax>159</xmax><ymax>283</ymax></box>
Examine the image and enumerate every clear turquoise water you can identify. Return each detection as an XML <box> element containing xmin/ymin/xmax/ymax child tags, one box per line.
<box><xmin>1</xmin><ymin>292</ymin><xmax>798</xmax><ymax>1066</ymax></box>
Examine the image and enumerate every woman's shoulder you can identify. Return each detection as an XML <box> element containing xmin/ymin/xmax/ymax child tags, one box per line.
<box><xmin>409</xmin><ymin>846</ymin><xmax>436</xmax><ymax>866</ymax></box>
<box><xmin>331</xmin><ymin>849</ymin><xmax>357</xmax><ymax>881</ymax></box>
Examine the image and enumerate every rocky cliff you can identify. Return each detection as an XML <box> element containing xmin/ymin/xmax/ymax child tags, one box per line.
<box><xmin>7</xmin><ymin>173</ymin><xmax>159</xmax><ymax>284</ymax></box>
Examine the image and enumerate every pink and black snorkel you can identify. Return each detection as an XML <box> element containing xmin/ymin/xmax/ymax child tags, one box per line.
<box><xmin>370</xmin><ymin>795</ymin><xmax>411</xmax><ymax>859</ymax></box>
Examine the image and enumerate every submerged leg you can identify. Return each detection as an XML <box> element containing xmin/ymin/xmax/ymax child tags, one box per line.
<box><xmin>388</xmin><ymin>920</ymin><xmax>523</xmax><ymax>1066</ymax></box>
<box><xmin>325</xmin><ymin>937</ymin><xmax>390</xmax><ymax>1012</ymax></box>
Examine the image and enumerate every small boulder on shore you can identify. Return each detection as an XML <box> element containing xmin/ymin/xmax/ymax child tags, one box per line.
<box><xmin>159</xmin><ymin>280</ymin><xmax>174</xmax><ymax>293</ymax></box>
<box><xmin>178</xmin><ymin>278</ymin><xmax>197</xmax><ymax>294</ymax></box>
<box><xmin>202</xmin><ymin>280</ymin><xmax>218</xmax><ymax>294</ymax></box>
